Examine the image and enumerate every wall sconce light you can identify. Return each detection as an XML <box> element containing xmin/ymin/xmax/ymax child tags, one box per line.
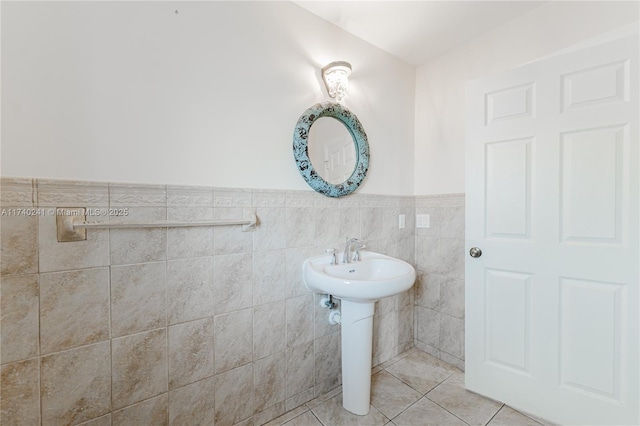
<box><xmin>322</xmin><ymin>61</ymin><xmax>352</xmax><ymax>102</ymax></box>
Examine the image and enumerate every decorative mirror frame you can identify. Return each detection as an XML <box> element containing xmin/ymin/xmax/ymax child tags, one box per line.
<box><xmin>293</xmin><ymin>102</ymin><xmax>369</xmax><ymax>197</ymax></box>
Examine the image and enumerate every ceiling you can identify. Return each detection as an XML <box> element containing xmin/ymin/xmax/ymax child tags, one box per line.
<box><xmin>294</xmin><ymin>1</ymin><xmax>546</xmax><ymax>66</ymax></box>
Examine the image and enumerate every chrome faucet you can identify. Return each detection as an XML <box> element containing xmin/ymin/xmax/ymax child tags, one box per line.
<box><xmin>342</xmin><ymin>238</ymin><xmax>364</xmax><ymax>263</ymax></box>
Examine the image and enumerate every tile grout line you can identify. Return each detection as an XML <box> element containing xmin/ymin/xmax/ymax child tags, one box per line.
<box><xmin>483</xmin><ymin>403</ymin><xmax>506</xmax><ymax>426</ymax></box>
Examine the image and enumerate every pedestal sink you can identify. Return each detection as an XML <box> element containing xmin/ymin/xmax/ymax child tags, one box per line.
<box><xmin>302</xmin><ymin>251</ymin><xmax>416</xmax><ymax>415</ymax></box>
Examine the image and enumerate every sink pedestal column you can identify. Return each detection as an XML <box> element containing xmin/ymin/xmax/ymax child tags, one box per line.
<box><xmin>340</xmin><ymin>299</ymin><xmax>376</xmax><ymax>415</ymax></box>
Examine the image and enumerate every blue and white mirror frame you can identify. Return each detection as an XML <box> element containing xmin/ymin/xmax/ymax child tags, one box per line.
<box><xmin>293</xmin><ymin>102</ymin><xmax>370</xmax><ymax>197</ymax></box>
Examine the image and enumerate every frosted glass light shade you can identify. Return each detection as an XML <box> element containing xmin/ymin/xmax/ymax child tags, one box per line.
<box><xmin>322</xmin><ymin>61</ymin><xmax>352</xmax><ymax>102</ymax></box>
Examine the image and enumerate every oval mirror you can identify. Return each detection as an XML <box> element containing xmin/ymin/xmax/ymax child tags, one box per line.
<box><xmin>293</xmin><ymin>102</ymin><xmax>369</xmax><ymax>197</ymax></box>
<box><xmin>308</xmin><ymin>117</ymin><xmax>357</xmax><ymax>185</ymax></box>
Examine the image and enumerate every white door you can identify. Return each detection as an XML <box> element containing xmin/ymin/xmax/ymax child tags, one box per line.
<box><xmin>465</xmin><ymin>34</ymin><xmax>638</xmax><ymax>425</ymax></box>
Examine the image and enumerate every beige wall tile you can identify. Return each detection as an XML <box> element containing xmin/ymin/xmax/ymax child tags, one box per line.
<box><xmin>254</xmin><ymin>207</ymin><xmax>286</xmax><ymax>251</ymax></box>
<box><xmin>415</xmin><ymin>236</ymin><xmax>439</xmax><ymax>273</ymax></box>
<box><xmin>167</xmin><ymin>257</ymin><xmax>215</xmax><ymax>324</ymax></box>
<box><xmin>108</xmin><ymin>184</ymin><xmax>167</xmax><ymax>265</ymax></box>
<box><xmin>110</xmin><ymin>227</ymin><xmax>167</xmax><ymax>265</ymax></box>
<box><xmin>168</xmin><ymin>317</ymin><xmax>214</xmax><ymax>389</ymax></box>
<box><xmin>285</xmin><ymin>388</ymin><xmax>315</xmax><ymax>412</ymax></box>
<box><xmin>398</xmin><ymin>303</ymin><xmax>414</xmax><ymax>348</ymax></box>
<box><xmin>113</xmin><ymin>394</ymin><xmax>168</xmax><ymax>426</ymax></box>
<box><xmin>0</xmin><ymin>177</ymin><xmax>34</xmax><ymax>207</ymax></box>
<box><xmin>214</xmin><ymin>308</ymin><xmax>252</xmax><ymax>374</ymax></box>
<box><xmin>284</xmin><ymin>247</ymin><xmax>315</xmax><ymax>299</ymax></box>
<box><xmin>1</xmin><ymin>274</ymin><xmax>39</xmax><ymax>363</ymax></box>
<box><xmin>253</xmin><ymin>400</ymin><xmax>286</xmax><ymax>426</ymax></box>
<box><xmin>1</xmin><ymin>216</ymin><xmax>38</xmax><ymax>276</ymax></box>
<box><xmin>360</xmin><ymin>207</ymin><xmax>382</xmax><ymax>241</ymax></box>
<box><xmin>111</xmin><ymin>262</ymin><xmax>166</xmax><ymax>337</ymax></box>
<box><xmin>167</xmin><ymin>185</ymin><xmax>213</xmax><ymax>208</ymax></box>
<box><xmin>441</xmin><ymin>277</ymin><xmax>465</xmax><ymax>320</ymax></box>
<box><xmin>213</xmin><ymin>207</ymin><xmax>253</xmax><ymax>255</ymax></box>
<box><xmin>253</xmin><ymin>249</ymin><xmax>286</xmax><ymax>305</ymax></box>
<box><xmin>109</xmin><ymin>183</ymin><xmax>166</xmax><ymax>207</ymax></box>
<box><xmin>0</xmin><ymin>178</ymin><xmax>423</xmax><ymax>423</ymax></box>
<box><xmin>214</xmin><ymin>253</ymin><xmax>252</xmax><ymax>314</ymax></box>
<box><xmin>440</xmin><ymin>314</ymin><xmax>464</xmax><ymax>359</ymax></box>
<box><xmin>413</xmin><ymin>195</ymin><xmax>465</xmax><ymax>366</ymax></box>
<box><xmin>440</xmin><ymin>205</ymin><xmax>465</xmax><ymax>239</ymax></box>
<box><xmin>436</xmin><ymin>238</ymin><xmax>465</xmax><ymax>279</ymax></box>
<box><xmin>112</xmin><ymin>329</ymin><xmax>168</xmax><ymax>410</ymax></box>
<box><xmin>286</xmin><ymin>294</ymin><xmax>314</xmax><ymax>347</ymax></box>
<box><xmin>285</xmin><ymin>207</ymin><xmax>315</xmax><ymax>248</ymax></box>
<box><xmin>0</xmin><ymin>358</ymin><xmax>40</xmax><ymax>425</ymax></box>
<box><xmin>109</xmin><ymin>207</ymin><xmax>167</xmax><ymax>266</ymax></box>
<box><xmin>214</xmin><ymin>364</ymin><xmax>253</xmax><ymax>425</ymax></box>
<box><xmin>214</xmin><ymin>189</ymin><xmax>252</xmax><ymax>208</ymax></box>
<box><xmin>37</xmin><ymin>180</ymin><xmax>109</xmax><ymax>272</ymax></box>
<box><xmin>314</xmin><ymin>208</ymin><xmax>340</xmax><ymax>245</ymax></box>
<box><xmin>40</xmin><ymin>267</ymin><xmax>110</xmax><ymax>354</ymax></box>
<box><xmin>166</xmin><ymin>186</ymin><xmax>214</xmax><ymax>259</ymax></box>
<box><xmin>314</xmin><ymin>375</ymin><xmax>341</xmax><ymax>398</ymax></box>
<box><xmin>285</xmin><ymin>341</ymin><xmax>314</xmax><ymax>399</ymax></box>
<box><xmin>416</xmin><ymin>306</ymin><xmax>441</xmax><ymax>347</ymax></box>
<box><xmin>253</xmin><ymin>190</ymin><xmax>286</xmax><ymax>208</ymax></box>
<box><xmin>253</xmin><ymin>353</ymin><xmax>286</xmax><ymax>413</ymax></box>
<box><xmin>38</xmin><ymin>214</ymin><xmax>110</xmax><ymax>272</ymax></box>
<box><xmin>314</xmin><ymin>332</ymin><xmax>341</xmax><ymax>385</ymax></box>
<box><xmin>415</xmin><ymin>272</ymin><xmax>441</xmax><ymax>309</ymax></box>
<box><xmin>253</xmin><ymin>302</ymin><xmax>286</xmax><ymax>361</ymax></box>
<box><xmin>337</xmin><ymin>207</ymin><xmax>361</xmax><ymax>243</ymax></box>
<box><xmin>37</xmin><ymin>179</ymin><xmax>109</xmax><ymax>207</ymax></box>
<box><xmin>41</xmin><ymin>342</ymin><xmax>111</xmax><ymax>425</ymax></box>
<box><xmin>373</xmin><ymin>313</ymin><xmax>399</xmax><ymax>362</ymax></box>
<box><xmin>167</xmin><ymin>225</ymin><xmax>215</xmax><ymax>260</ymax></box>
<box><xmin>168</xmin><ymin>377</ymin><xmax>216</xmax><ymax>426</ymax></box>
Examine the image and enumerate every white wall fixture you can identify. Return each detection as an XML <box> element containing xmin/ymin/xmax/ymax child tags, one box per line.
<box><xmin>322</xmin><ymin>61</ymin><xmax>352</xmax><ymax>102</ymax></box>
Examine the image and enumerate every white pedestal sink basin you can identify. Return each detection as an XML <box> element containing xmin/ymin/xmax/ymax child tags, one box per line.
<box><xmin>302</xmin><ymin>251</ymin><xmax>416</xmax><ymax>415</ymax></box>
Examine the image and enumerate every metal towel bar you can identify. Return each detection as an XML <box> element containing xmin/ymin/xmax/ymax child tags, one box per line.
<box><xmin>56</xmin><ymin>209</ymin><xmax>257</xmax><ymax>242</ymax></box>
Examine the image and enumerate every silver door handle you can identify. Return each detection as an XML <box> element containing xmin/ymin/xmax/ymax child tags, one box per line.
<box><xmin>469</xmin><ymin>247</ymin><xmax>482</xmax><ymax>258</ymax></box>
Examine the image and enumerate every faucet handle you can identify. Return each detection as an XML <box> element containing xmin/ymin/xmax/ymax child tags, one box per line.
<box><xmin>352</xmin><ymin>243</ymin><xmax>366</xmax><ymax>262</ymax></box>
<box><xmin>325</xmin><ymin>248</ymin><xmax>338</xmax><ymax>265</ymax></box>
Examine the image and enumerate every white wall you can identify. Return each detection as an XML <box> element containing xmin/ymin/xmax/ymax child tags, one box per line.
<box><xmin>1</xmin><ymin>1</ymin><xmax>415</xmax><ymax>195</ymax></box>
<box><xmin>414</xmin><ymin>1</ymin><xmax>640</xmax><ymax>195</ymax></box>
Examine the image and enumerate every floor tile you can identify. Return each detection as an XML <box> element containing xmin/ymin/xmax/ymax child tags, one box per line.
<box><xmin>283</xmin><ymin>410</ymin><xmax>323</xmax><ymax>426</ymax></box>
<box><xmin>264</xmin><ymin>406</ymin><xmax>309</xmax><ymax>426</ymax></box>
<box><xmin>385</xmin><ymin>351</ymin><xmax>451</xmax><ymax>394</ymax></box>
<box><xmin>426</xmin><ymin>374</ymin><xmax>503</xmax><ymax>426</ymax></box>
<box><xmin>267</xmin><ymin>349</ymin><xmax>557</xmax><ymax>426</ymax></box>
<box><xmin>487</xmin><ymin>406</ymin><xmax>543</xmax><ymax>426</ymax></box>
<box><xmin>370</xmin><ymin>371</ymin><xmax>422</xmax><ymax>419</ymax></box>
<box><xmin>393</xmin><ymin>397</ymin><xmax>466</xmax><ymax>426</ymax></box>
<box><xmin>310</xmin><ymin>394</ymin><xmax>389</xmax><ymax>426</ymax></box>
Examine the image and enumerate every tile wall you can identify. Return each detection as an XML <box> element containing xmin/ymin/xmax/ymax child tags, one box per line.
<box><xmin>0</xmin><ymin>177</ymin><xmax>416</xmax><ymax>426</ymax></box>
<box><xmin>414</xmin><ymin>194</ymin><xmax>466</xmax><ymax>370</ymax></box>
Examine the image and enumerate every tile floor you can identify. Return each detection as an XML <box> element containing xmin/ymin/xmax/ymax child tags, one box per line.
<box><xmin>265</xmin><ymin>348</ymin><xmax>551</xmax><ymax>426</ymax></box>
